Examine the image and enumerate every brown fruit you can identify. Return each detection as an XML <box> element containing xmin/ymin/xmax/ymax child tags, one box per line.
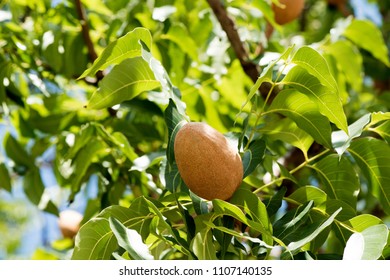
<box><xmin>174</xmin><ymin>122</ymin><xmax>243</xmax><ymax>201</ymax></box>
<box><xmin>272</xmin><ymin>0</ymin><xmax>305</xmax><ymax>25</ymax></box>
<box><xmin>58</xmin><ymin>210</ymin><xmax>83</xmax><ymax>239</ymax></box>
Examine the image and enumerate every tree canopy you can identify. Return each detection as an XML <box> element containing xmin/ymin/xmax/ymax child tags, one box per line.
<box><xmin>0</xmin><ymin>0</ymin><xmax>390</xmax><ymax>260</ymax></box>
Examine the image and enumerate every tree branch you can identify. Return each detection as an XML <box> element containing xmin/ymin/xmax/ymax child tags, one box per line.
<box><xmin>74</xmin><ymin>0</ymin><xmax>103</xmax><ymax>81</ymax></box>
<box><xmin>206</xmin><ymin>0</ymin><xmax>260</xmax><ymax>83</ymax></box>
<box><xmin>206</xmin><ymin>0</ymin><xmax>275</xmax><ymax>99</ymax></box>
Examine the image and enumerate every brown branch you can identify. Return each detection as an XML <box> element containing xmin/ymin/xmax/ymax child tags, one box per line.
<box><xmin>206</xmin><ymin>0</ymin><xmax>260</xmax><ymax>83</ymax></box>
<box><xmin>206</xmin><ymin>0</ymin><xmax>276</xmax><ymax>100</ymax></box>
<box><xmin>74</xmin><ymin>0</ymin><xmax>103</xmax><ymax>81</ymax></box>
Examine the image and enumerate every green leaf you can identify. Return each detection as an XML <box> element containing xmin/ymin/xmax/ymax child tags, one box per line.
<box><xmin>343</xmin><ymin>19</ymin><xmax>390</xmax><ymax>67</ymax></box>
<box><xmin>4</xmin><ymin>133</ymin><xmax>33</xmax><ymax>169</ymax></box>
<box><xmin>370</xmin><ymin>121</ymin><xmax>390</xmax><ymax>143</ymax></box>
<box><xmin>264</xmin><ymin>187</ymin><xmax>287</xmax><ymax>218</ymax></box>
<box><xmin>311</xmin><ymin>154</ymin><xmax>359</xmax><ymax>208</ymax></box>
<box><xmin>161</xmin><ymin>23</ymin><xmax>198</xmax><ymax>61</ymax></box>
<box><xmin>273</xmin><ymin>201</ymin><xmax>314</xmax><ymax>242</ymax></box>
<box><xmin>72</xmin><ymin>204</ymin><xmax>153</xmax><ymax>260</ymax></box>
<box><xmin>348</xmin><ymin>138</ymin><xmax>390</xmax><ymax>215</ymax></box>
<box><xmin>325</xmin><ymin>40</ymin><xmax>363</xmax><ymax>92</ymax></box>
<box><xmin>240</xmin><ymin>45</ymin><xmax>294</xmax><ymax>112</ymax></box>
<box><xmin>345</xmin><ymin>214</ymin><xmax>384</xmax><ymax>232</ymax></box>
<box><xmin>191</xmin><ymin>228</ymin><xmax>217</xmax><ymax>260</ymax></box>
<box><xmin>70</xmin><ymin>140</ymin><xmax>107</xmax><ymax>199</ymax></box>
<box><xmin>204</xmin><ymin>221</ymin><xmax>274</xmax><ymax>249</ymax></box>
<box><xmin>212</xmin><ymin>199</ymin><xmax>271</xmax><ymax>238</ymax></box>
<box><xmin>287</xmin><ymin>207</ymin><xmax>342</xmax><ymax>252</ymax></box>
<box><xmin>369</xmin><ymin>112</ymin><xmax>390</xmax><ymax>142</ymax></box>
<box><xmin>141</xmin><ymin>42</ymin><xmax>187</xmax><ymax>116</ymax></box>
<box><xmin>343</xmin><ymin>224</ymin><xmax>389</xmax><ymax>260</ymax></box>
<box><xmin>0</xmin><ymin>163</ymin><xmax>12</xmax><ymax>192</ymax></box>
<box><xmin>87</xmin><ymin>57</ymin><xmax>160</xmax><ymax>109</ymax></box>
<box><xmin>281</xmin><ymin>66</ymin><xmax>348</xmax><ymax>133</ymax></box>
<box><xmin>164</xmin><ymin>99</ymin><xmax>188</xmax><ymax>164</ymax></box>
<box><xmin>260</xmin><ymin>118</ymin><xmax>314</xmax><ymax>159</ymax></box>
<box><xmin>370</xmin><ymin>112</ymin><xmax>390</xmax><ymax>126</ymax></box>
<box><xmin>332</xmin><ymin>113</ymin><xmax>371</xmax><ymax>157</ymax></box>
<box><xmin>288</xmin><ymin>186</ymin><xmax>327</xmax><ymax>207</ymax></box>
<box><xmin>242</xmin><ymin>139</ymin><xmax>266</xmax><ymax>178</ymax></box>
<box><xmin>318</xmin><ymin>198</ymin><xmax>356</xmax><ymax>222</ymax></box>
<box><xmin>291</xmin><ymin>46</ymin><xmax>338</xmax><ymax>94</ymax></box>
<box><xmin>94</xmin><ymin>123</ymin><xmax>138</xmax><ymax>161</ymax></box>
<box><xmin>230</xmin><ymin>188</ymin><xmax>272</xmax><ymax>244</ymax></box>
<box><xmin>23</xmin><ymin>168</ymin><xmax>44</xmax><ymax>205</ymax></box>
<box><xmin>79</xmin><ymin>27</ymin><xmax>153</xmax><ymax>79</ymax></box>
<box><xmin>72</xmin><ymin>217</ymin><xmax>117</xmax><ymax>260</ymax></box>
<box><xmin>109</xmin><ymin>217</ymin><xmax>154</xmax><ymax>260</ymax></box>
<box><xmin>267</xmin><ymin>89</ymin><xmax>332</xmax><ymax>148</ymax></box>
<box><xmin>23</xmin><ymin>167</ymin><xmax>59</xmax><ymax>215</ymax></box>
<box><xmin>251</xmin><ymin>0</ymin><xmax>282</xmax><ymax>31</ymax></box>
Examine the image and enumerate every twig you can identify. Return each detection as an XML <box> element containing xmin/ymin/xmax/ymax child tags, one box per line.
<box><xmin>206</xmin><ymin>0</ymin><xmax>276</xmax><ymax>100</ymax></box>
<box><xmin>206</xmin><ymin>0</ymin><xmax>260</xmax><ymax>83</ymax></box>
<box><xmin>74</xmin><ymin>0</ymin><xmax>104</xmax><ymax>81</ymax></box>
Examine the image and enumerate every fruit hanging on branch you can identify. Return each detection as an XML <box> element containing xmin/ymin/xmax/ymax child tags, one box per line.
<box><xmin>174</xmin><ymin>122</ymin><xmax>243</xmax><ymax>201</ymax></box>
<box><xmin>58</xmin><ymin>210</ymin><xmax>83</xmax><ymax>239</ymax></box>
<box><xmin>272</xmin><ymin>0</ymin><xmax>305</xmax><ymax>25</ymax></box>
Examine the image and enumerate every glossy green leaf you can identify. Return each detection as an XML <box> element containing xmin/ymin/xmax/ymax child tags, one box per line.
<box><xmin>141</xmin><ymin>42</ymin><xmax>187</xmax><ymax>116</ymax></box>
<box><xmin>268</xmin><ymin>89</ymin><xmax>332</xmax><ymax>148</ymax></box>
<box><xmin>332</xmin><ymin>113</ymin><xmax>371</xmax><ymax>157</ymax></box>
<box><xmin>348</xmin><ymin>138</ymin><xmax>390</xmax><ymax>215</ymax></box>
<box><xmin>345</xmin><ymin>214</ymin><xmax>384</xmax><ymax>232</ymax></box>
<box><xmin>212</xmin><ymin>199</ymin><xmax>270</xmax><ymax>238</ymax></box>
<box><xmin>311</xmin><ymin>154</ymin><xmax>359</xmax><ymax>208</ymax></box>
<box><xmin>230</xmin><ymin>188</ymin><xmax>272</xmax><ymax>244</ymax></box>
<box><xmin>242</xmin><ymin>139</ymin><xmax>266</xmax><ymax>178</ymax></box>
<box><xmin>325</xmin><ymin>40</ymin><xmax>363</xmax><ymax>92</ymax></box>
<box><xmin>343</xmin><ymin>224</ymin><xmax>389</xmax><ymax>260</ymax></box>
<box><xmin>287</xmin><ymin>207</ymin><xmax>342</xmax><ymax>252</ymax></box>
<box><xmin>260</xmin><ymin>118</ymin><xmax>314</xmax><ymax>158</ymax></box>
<box><xmin>273</xmin><ymin>201</ymin><xmax>314</xmax><ymax>242</ymax></box>
<box><xmin>79</xmin><ymin>27</ymin><xmax>153</xmax><ymax>79</ymax></box>
<box><xmin>318</xmin><ymin>198</ymin><xmax>356</xmax><ymax>222</ymax></box>
<box><xmin>72</xmin><ymin>203</ymin><xmax>153</xmax><ymax>260</ymax></box>
<box><xmin>370</xmin><ymin>121</ymin><xmax>390</xmax><ymax>143</ymax></box>
<box><xmin>204</xmin><ymin>221</ymin><xmax>274</xmax><ymax>249</ymax></box>
<box><xmin>288</xmin><ymin>186</ymin><xmax>327</xmax><ymax>207</ymax></box>
<box><xmin>163</xmin><ymin>99</ymin><xmax>189</xmax><ymax>194</ymax></box>
<box><xmin>344</xmin><ymin>19</ymin><xmax>390</xmax><ymax>67</ymax></box>
<box><xmin>291</xmin><ymin>46</ymin><xmax>338</xmax><ymax>94</ymax></box>
<box><xmin>191</xmin><ymin>228</ymin><xmax>217</xmax><ymax>260</ymax></box>
<box><xmin>164</xmin><ymin>99</ymin><xmax>188</xmax><ymax>164</ymax></box>
<box><xmin>264</xmin><ymin>187</ymin><xmax>287</xmax><ymax>218</ymax></box>
<box><xmin>72</xmin><ymin>217</ymin><xmax>117</xmax><ymax>260</ymax></box>
<box><xmin>109</xmin><ymin>217</ymin><xmax>154</xmax><ymax>260</ymax></box>
<box><xmin>282</xmin><ymin>66</ymin><xmax>348</xmax><ymax>133</ymax></box>
<box><xmin>87</xmin><ymin>57</ymin><xmax>160</xmax><ymax>109</ymax></box>
<box><xmin>370</xmin><ymin>112</ymin><xmax>390</xmax><ymax>126</ymax></box>
<box><xmin>0</xmin><ymin>163</ymin><xmax>12</xmax><ymax>192</ymax></box>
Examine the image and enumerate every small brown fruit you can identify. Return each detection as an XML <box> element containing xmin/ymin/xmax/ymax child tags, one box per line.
<box><xmin>58</xmin><ymin>210</ymin><xmax>83</xmax><ymax>239</ymax></box>
<box><xmin>272</xmin><ymin>0</ymin><xmax>305</xmax><ymax>25</ymax></box>
<box><xmin>174</xmin><ymin>122</ymin><xmax>243</xmax><ymax>201</ymax></box>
